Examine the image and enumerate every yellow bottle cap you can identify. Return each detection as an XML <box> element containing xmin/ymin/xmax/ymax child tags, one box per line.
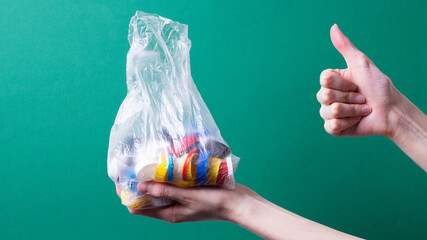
<box><xmin>120</xmin><ymin>190</ymin><xmax>150</xmax><ymax>209</ymax></box>
<box><xmin>173</xmin><ymin>180</ymin><xmax>196</xmax><ymax>187</ymax></box>
<box><xmin>127</xmin><ymin>197</ymin><xmax>149</xmax><ymax>209</ymax></box>
<box><xmin>207</xmin><ymin>157</ymin><xmax>221</xmax><ymax>185</ymax></box>
<box><xmin>183</xmin><ymin>151</ymin><xmax>198</xmax><ymax>181</ymax></box>
<box><xmin>155</xmin><ymin>155</ymin><xmax>168</xmax><ymax>182</ymax></box>
<box><xmin>120</xmin><ymin>189</ymin><xmax>130</xmax><ymax>201</ymax></box>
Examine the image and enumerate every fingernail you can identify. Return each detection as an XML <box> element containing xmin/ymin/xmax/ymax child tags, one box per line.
<box><xmin>362</xmin><ymin>105</ymin><xmax>372</xmax><ymax>114</ymax></box>
<box><xmin>355</xmin><ymin>95</ymin><xmax>365</xmax><ymax>103</ymax></box>
<box><xmin>138</xmin><ymin>182</ymin><xmax>149</xmax><ymax>193</ymax></box>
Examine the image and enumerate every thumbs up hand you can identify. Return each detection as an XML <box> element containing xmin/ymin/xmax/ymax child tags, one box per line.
<box><xmin>317</xmin><ymin>24</ymin><xmax>401</xmax><ymax>137</ymax></box>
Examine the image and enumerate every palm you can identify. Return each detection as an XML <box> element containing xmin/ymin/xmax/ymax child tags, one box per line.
<box><xmin>339</xmin><ymin>65</ymin><xmax>394</xmax><ymax>137</ymax></box>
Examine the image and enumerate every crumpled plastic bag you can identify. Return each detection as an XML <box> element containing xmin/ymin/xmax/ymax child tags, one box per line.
<box><xmin>107</xmin><ymin>11</ymin><xmax>240</xmax><ymax>209</ymax></box>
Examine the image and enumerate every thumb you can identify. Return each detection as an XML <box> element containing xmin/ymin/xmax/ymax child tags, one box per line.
<box><xmin>138</xmin><ymin>181</ymin><xmax>191</xmax><ymax>204</ymax></box>
<box><xmin>330</xmin><ymin>24</ymin><xmax>364</xmax><ymax>67</ymax></box>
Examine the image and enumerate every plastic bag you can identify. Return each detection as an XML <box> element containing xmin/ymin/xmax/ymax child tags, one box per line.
<box><xmin>107</xmin><ymin>11</ymin><xmax>240</xmax><ymax>209</ymax></box>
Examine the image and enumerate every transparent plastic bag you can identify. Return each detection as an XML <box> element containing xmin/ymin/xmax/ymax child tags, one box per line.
<box><xmin>107</xmin><ymin>11</ymin><xmax>240</xmax><ymax>209</ymax></box>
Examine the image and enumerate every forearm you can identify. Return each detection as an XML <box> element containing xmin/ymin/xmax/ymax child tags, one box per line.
<box><xmin>226</xmin><ymin>193</ymin><xmax>362</xmax><ymax>240</ymax></box>
<box><xmin>389</xmin><ymin>91</ymin><xmax>427</xmax><ymax>171</ymax></box>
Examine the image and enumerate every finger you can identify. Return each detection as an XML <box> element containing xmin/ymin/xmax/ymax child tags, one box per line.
<box><xmin>115</xmin><ymin>184</ymin><xmax>122</xmax><ymax>198</ymax></box>
<box><xmin>330</xmin><ymin>24</ymin><xmax>373</xmax><ymax>68</ymax></box>
<box><xmin>317</xmin><ymin>88</ymin><xmax>365</xmax><ymax>105</ymax></box>
<box><xmin>324</xmin><ymin>117</ymin><xmax>361</xmax><ymax>137</ymax></box>
<box><xmin>320</xmin><ymin>69</ymin><xmax>357</xmax><ymax>91</ymax></box>
<box><xmin>320</xmin><ymin>102</ymin><xmax>372</xmax><ymax>119</ymax></box>
<box><xmin>138</xmin><ymin>182</ymin><xmax>192</xmax><ymax>205</ymax></box>
<box><xmin>128</xmin><ymin>203</ymin><xmax>192</xmax><ymax>223</ymax></box>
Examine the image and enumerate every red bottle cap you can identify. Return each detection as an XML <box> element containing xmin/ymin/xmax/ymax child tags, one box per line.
<box><xmin>216</xmin><ymin>159</ymin><xmax>228</xmax><ymax>186</ymax></box>
<box><xmin>171</xmin><ymin>134</ymin><xmax>199</xmax><ymax>156</ymax></box>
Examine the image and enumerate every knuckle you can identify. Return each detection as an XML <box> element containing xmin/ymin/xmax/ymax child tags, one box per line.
<box><xmin>357</xmin><ymin>105</ymin><xmax>366</xmax><ymax>115</ymax></box>
<box><xmin>330</xmin><ymin>119</ymin><xmax>340</xmax><ymax>132</ymax></box>
<box><xmin>324</xmin><ymin>120</ymin><xmax>339</xmax><ymax>136</ymax></box>
<box><xmin>316</xmin><ymin>90</ymin><xmax>322</xmax><ymax>102</ymax></box>
<box><xmin>319</xmin><ymin>106</ymin><xmax>328</xmax><ymax>120</ymax></box>
<box><xmin>330</xmin><ymin>103</ymin><xmax>341</xmax><ymax>117</ymax></box>
<box><xmin>320</xmin><ymin>69</ymin><xmax>333</xmax><ymax>86</ymax></box>
<box><xmin>324</xmin><ymin>121</ymin><xmax>330</xmax><ymax>133</ymax></box>
<box><xmin>353</xmin><ymin>105</ymin><xmax>361</xmax><ymax>115</ymax></box>
<box><xmin>161</xmin><ymin>187</ymin><xmax>169</xmax><ymax>197</ymax></box>
<box><xmin>348</xmin><ymin>93</ymin><xmax>357</xmax><ymax>103</ymax></box>
<box><xmin>385</xmin><ymin>76</ymin><xmax>391</xmax><ymax>83</ymax></box>
<box><xmin>322</xmin><ymin>89</ymin><xmax>333</xmax><ymax>103</ymax></box>
<box><xmin>152</xmin><ymin>184</ymin><xmax>168</xmax><ymax>197</ymax></box>
<box><xmin>356</xmin><ymin>53</ymin><xmax>371</xmax><ymax>67</ymax></box>
<box><xmin>321</xmin><ymin>69</ymin><xmax>334</xmax><ymax>76</ymax></box>
<box><xmin>319</xmin><ymin>106</ymin><xmax>324</xmax><ymax>118</ymax></box>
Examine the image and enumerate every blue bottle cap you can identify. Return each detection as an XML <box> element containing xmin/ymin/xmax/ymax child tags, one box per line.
<box><xmin>196</xmin><ymin>150</ymin><xmax>210</xmax><ymax>184</ymax></box>
<box><xmin>167</xmin><ymin>155</ymin><xmax>174</xmax><ymax>182</ymax></box>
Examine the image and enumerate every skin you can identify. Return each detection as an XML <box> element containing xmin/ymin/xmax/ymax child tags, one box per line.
<box><xmin>115</xmin><ymin>24</ymin><xmax>427</xmax><ymax>239</ymax></box>
<box><xmin>317</xmin><ymin>24</ymin><xmax>427</xmax><ymax>170</ymax></box>
<box><xmin>116</xmin><ymin>183</ymin><xmax>361</xmax><ymax>240</ymax></box>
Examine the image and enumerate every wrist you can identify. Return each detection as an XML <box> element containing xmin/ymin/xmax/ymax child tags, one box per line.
<box><xmin>386</xmin><ymin>89</ymin><xmax>408</xmax><ymax>140</ymax></box>
<box><xmin>225</xmin><ymin>190</ymin><xmax>282</xmax><ymax>238</ymax></box>
<box><xmin>386</xmin><ymin>89</ymin><xmax>427</xmax><ymax>169</ymax></box>
<box><xmin>222</xmin><ymin>187</ymin><xmax>258</xmax><ymax>223</ymax></box>
<box><xmin>387</xmin><ymin>91</ymin><xmax>427</xmax><ymax>143</ymax></box>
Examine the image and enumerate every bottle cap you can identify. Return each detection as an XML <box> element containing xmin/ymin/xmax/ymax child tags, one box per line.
<box><xmin>167</xmin><ymin>155</ymin><xmax>174</xmax><ymax>182</ymax></box>
<box><xmin>216</xmin><ymin>159</ymin><xmax>228</xmax><ymax>186</ymax></box>
<box><xmin>172</xmin><ymin>154</ymin><xmax>185</xmax><ymax>181</ymax></box>
<box><xmin>196</xmin><ymin>150</ymin><xmax>210</xmax><ymax>184</ymax></box>
<box><xmin>155</xmin><ymin>155</ymin><xmax>168</xmax><ymax>181</ymax></box>
<box><xmin>205</xmin><ymin>140</ymin><xmax>231</xmax><ymax>158</ymax></box>
<box><xmin>137</xmin><ymin>163</ymin><xmax>158</xmax><ymax>181</ymax></box>
<box><xmin>120</xmin><ymin>190</ymin><xmax>149</xmax><ymax>209</ymax></box>
<box><xmin>173</xmin><ymin>180</ymin><xmax>196</xmax><ymax>187</ymax></box>
<box><xmin>182</xmin><ymin>148</ymin><xmax>199</xmax><ymax>181</ymax></box>
<box><xmin>134</xmin><ymin>140</ymin><xmax>170</xmax><ymax>181</ymax></box>
<box><xmin>207</xmin><ymin>157</ymin><xmax>221</xmax><ymax>185</ymax></box>
<box><xmin>171</xmin><ymin>134</ymin><xmax>199</xmax><ymax>156</ymax></box>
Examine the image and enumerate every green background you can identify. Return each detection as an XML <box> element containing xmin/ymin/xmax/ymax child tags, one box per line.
<box><xmin>1</xmin><ymin>0</ymin><xmax>426</xmax><ymax>239</ymax></box>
